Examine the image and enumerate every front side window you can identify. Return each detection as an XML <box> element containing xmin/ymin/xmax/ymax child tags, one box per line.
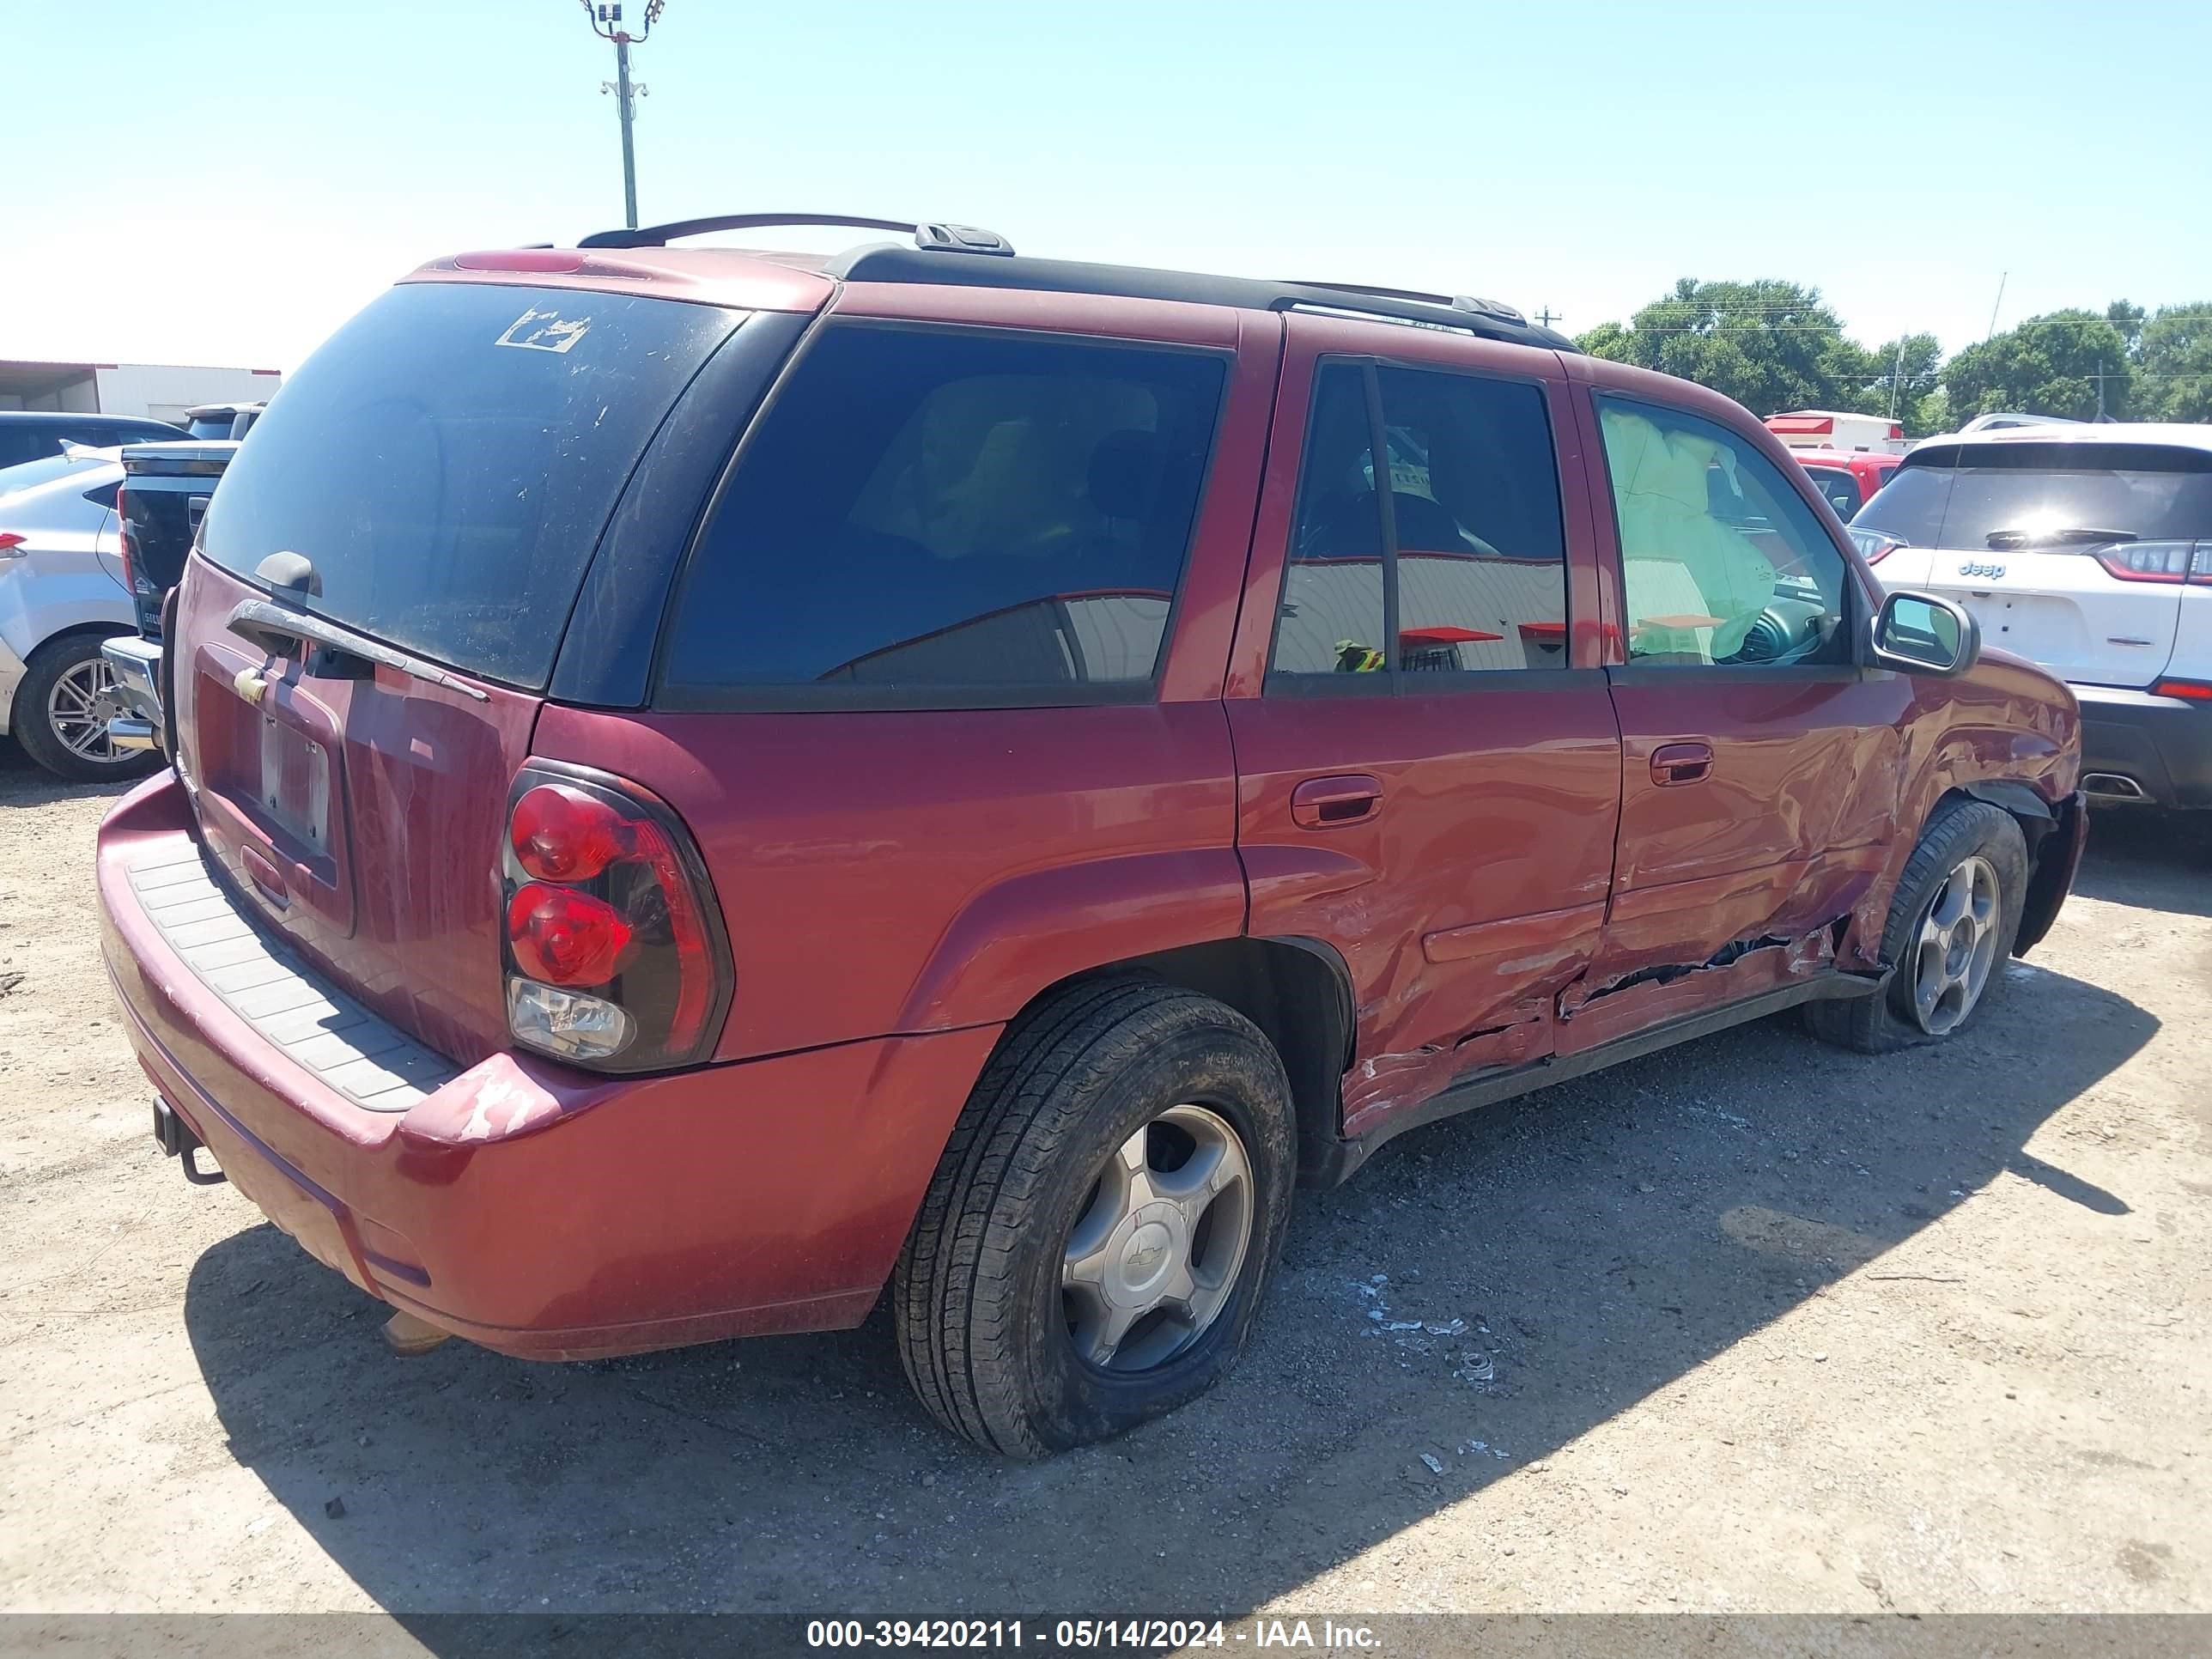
<box><xmin>1273</xmin><ymin>360</ymin><xmax>1568</xmax><ymax>682</ymax></box>
<box><xmin>663</xmin><ymin>325</ymin><xmax>1224</xmax><ymax>702</ymax></box>
<box><xmin>1597</xmin><ymin>397</ymin><xmax>1852</xmax><ymax>667</ymax></box>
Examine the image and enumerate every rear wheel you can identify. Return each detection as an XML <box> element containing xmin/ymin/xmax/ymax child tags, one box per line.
<box><xmin>1808</xmin><ymin>799</ymin><xmax>2028</xmax><ymax>1054</ymax></box>
<box><xmin>892</xmin><ymin>978</ymin><xmax>1295</xmax><ymax>1457</ymax></box>
<box><xmin>13</xmin><ymin>633</ymin><xmax>159</xmax><ymax>783</ymax></box>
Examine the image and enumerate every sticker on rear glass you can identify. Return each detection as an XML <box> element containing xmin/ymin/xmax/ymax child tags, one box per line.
<box><xmin>495</xmin><ymin>307</ymin><xmax>591</xmax><ymax>353</ymax></box>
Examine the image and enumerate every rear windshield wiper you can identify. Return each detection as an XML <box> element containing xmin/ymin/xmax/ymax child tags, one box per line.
<box><xmin>1985</xmin><ymin>526</ymin><xmax>2138</xmax><ymax>550</ymax></box>
<box><xmin>227</xmin><ymin>598</ymin><xmax>490</xmax><ymax>702</ymax></box>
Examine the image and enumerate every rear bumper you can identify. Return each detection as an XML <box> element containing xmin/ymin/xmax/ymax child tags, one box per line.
<box><xmin>2073</xmin><ymin>684</ymin><xmax>2212</xmax><ymax>809</ymax></box>
<box><xmin>101</xmin><ymin>635</ymin><xmax>163</xmax><ymax>752</ymax></box>
<box><xmin>98</xmin><ymin>771</ymin><xmax>1000</xmax><ymax>1359</ymax></box>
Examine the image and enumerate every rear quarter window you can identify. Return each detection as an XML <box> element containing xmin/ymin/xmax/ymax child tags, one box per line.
<box><xmin>660</xmin><ymin>324</ymin><xmax>1227</xmax><ymax>708</ymax></box>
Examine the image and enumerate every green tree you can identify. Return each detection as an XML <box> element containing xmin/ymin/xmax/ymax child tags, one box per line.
<box><xmin>1575</xmin><ymin>278</ymin><xmax>1871</xmax><ymax>419</ymax></box>
<box><xmin>2136</xmin><ymin>302</ymin><xmax>2212</xmax><ymax>422</ymax></box>
<box><xmin>1942</xmin><ymin>310</ymin><xmax>2138</xmax><ymax>422</ymax></box>
<box><xmin>2106</xmin><ymin>300</ymin><xmax>2148</xmax><ymax>355</ymax></box>
<box><xmin>1845</xmin><ymin>333</ymin><xmax>1944</xmax><ymax>436</ymax></box>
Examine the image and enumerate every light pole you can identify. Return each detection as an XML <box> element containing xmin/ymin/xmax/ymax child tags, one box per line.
<box><xmin>577</xmin><ymin>0</ymin><xmax>666</xmax><ymax>229</ymax></box>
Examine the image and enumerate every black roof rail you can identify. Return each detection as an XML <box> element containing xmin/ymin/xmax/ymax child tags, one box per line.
<box><xmin>1294</xmin><ymin>280</ymin><xmax>1527</xmax><ymax>325</ymax></box>
<box><xmin>826</xmin><ymin>245</ymin><xmax>1575</xmax><ymax>352</ymax></box>
<box><xmin>576</xmin><ymin>213</ymin><xmax>1014</xmax><ymax>254</ymax></box>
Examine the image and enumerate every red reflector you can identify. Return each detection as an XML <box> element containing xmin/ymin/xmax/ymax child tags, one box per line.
<box><xmin>507</xmin><ymin>883</ymin><xmax>634</xmax><ymax>987</ymax></box>
<box><xmin>2154</xmin><ymin>679</ymin><xmax>2212</xmax><ymax>702</ymax></box>
<box><xmin>511</xmin><ymin>783</ymin><xmax>627</xmax><ymax>882</ymax></box>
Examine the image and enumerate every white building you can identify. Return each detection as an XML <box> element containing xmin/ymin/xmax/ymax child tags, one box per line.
<box><xmin>0</xmin><ymin>359</ymin><xmax>281</xmax><ymax>422</ymax></box>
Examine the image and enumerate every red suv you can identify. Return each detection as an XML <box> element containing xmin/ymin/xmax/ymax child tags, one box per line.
<box><xmin>97</xmin><ymin>215</ymin><xmax>2087</xmax><ymax>1456</ymax></box>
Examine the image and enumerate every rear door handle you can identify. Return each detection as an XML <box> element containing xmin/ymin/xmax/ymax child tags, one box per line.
<box><xmin>1291</xmin><ymin>774</ymin><xmax>1383</xmax><ymax>829</ymax></box>
<box><xmin>1650</xmin><ymin>741</ymin><xmax>1713</xmax><ymax>787</ymax></box>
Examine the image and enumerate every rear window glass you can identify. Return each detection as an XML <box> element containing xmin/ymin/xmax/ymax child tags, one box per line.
<box><xmin>662</xmin><ymin>325</ymin><xmax>1225</xmax><ymax>702</ymax></box>
<box><xmin>1857</xmin><ymin>442</ymin><xmax>2212</xmax><ymax>550</ymax></box>
<box><xmin>199</xmin><ymin>282</ymin><xmax>743</xmax><ymax>689</ymax></box>
<box><xmin>0</xmin><ymin>453</ymin><xmax>106</xmax><ymax>497</ymax></box>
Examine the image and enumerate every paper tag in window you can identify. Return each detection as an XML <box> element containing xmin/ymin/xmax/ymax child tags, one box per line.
<box><xmin>495</xmin><ymin>307</ymin><xmax>591</xmax><ymax>353</ymax></box>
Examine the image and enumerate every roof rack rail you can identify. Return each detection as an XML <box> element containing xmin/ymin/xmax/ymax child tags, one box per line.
<box><xmin>1294</xmin><ymin>280</ymin><xmax>1526</xmax><ymax>325</ymax></box>
<box><xmin>576</xmin><ymin>213</ymin><xmax>1014</xmax><ymax>255</ymax></box>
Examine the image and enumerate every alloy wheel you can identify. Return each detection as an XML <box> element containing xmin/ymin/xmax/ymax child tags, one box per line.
<box><xmin>1910</xmin><ymin>854</ymin><xmax>2001</xmax><ymax>1035</ymax></box>
<box><xmin>46</xmin><ymin>657</ymin><xmax>126</xmax><ymax>763</ymax></box>
<box><xmin>1061</xmin><ymin>1103</ymin><xmax>1255</xmax><ymax>1373</ymax></box>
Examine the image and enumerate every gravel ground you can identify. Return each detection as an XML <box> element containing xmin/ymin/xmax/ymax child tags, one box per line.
<box><xmin>2</xmin><ymin>737</ymin><xmax>2206</xmax><ymax>1620</ymax></box>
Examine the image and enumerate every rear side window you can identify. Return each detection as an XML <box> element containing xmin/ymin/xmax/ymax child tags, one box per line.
<box><xmin>1856</xmin><ymin>441</ymin><xmax>2212</xmax><ymax>550</ymax></box>
<box><xmin>200</xmin><ymin>283</ymin><xmax>743</xmax><ymax>689</ymax></box>
<box><xmin>1801</xmin><ymin>465</ymin><xmax>1862</xmax><ymax>519</ymax></box>
<box><xmin>1273</xmin><ymin>360</ymin><xmax>1568</xmax><ymax>681</ymax></box>
<box><xmin>661</xmin><ymin>325</ymin><xmax>1225</xmax><ymax>705</ymax></box>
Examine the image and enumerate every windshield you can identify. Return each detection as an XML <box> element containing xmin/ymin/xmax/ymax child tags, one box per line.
<box><xmin>1856</xmin><ymin>441</ymin><xmax>2212</xmax><ymax>549</ymax></box>
<box><xmin>199</xmin><ymin>281</ymin><xmax>744</xmax><ymax>689</ymax></box>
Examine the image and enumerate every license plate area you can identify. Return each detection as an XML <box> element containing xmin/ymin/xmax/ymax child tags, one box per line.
<box><xmin>187</xmin><ymin>636</ymin><xmax>357</xmax><ymax>939</ymax></box>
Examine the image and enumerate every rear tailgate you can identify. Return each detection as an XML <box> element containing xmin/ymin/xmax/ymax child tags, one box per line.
<box><xmin>1857</xmin><ymin>439</ymin><xmax>2212</xmax><ymax>688</ymax></box>
<box><xmin>171</xmin><ymin>278</ymin><xmax>755</xmax><ymax>1065</ymax></box>
<box><xmin>118</xmin><ymin>441</ymin><xmax>237</xmax><ymax>637</ymax></box>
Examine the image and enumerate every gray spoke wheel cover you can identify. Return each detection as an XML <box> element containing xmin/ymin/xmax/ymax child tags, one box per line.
<box><xmin>1061</xmin><ymin>1103</ymin><xmax>1255</xmax><ymax>1373</ymax></box>
<box><xmin>1910</xmin><ymin>853</ymin><xmax>2002</xmax><ymax>1035</ymax></box>
<box><xmin>47</xmin><ymin>656</ymin><xmax>125</xmax><ymax>763</ymax></box>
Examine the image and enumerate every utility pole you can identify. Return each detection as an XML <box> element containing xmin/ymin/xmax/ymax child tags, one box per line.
<box><xmin>577</xmin><ymin>1</ymin><xmax>667</xmax><ymax>229</ymax></box>
<box><xmin>1887</xmin><ymin>335</ymin><xmax>1908</xmax><ymax>420</ymax></box>
<box><xmin>1535</xmin><ymin>306</ymin><xmax>1563</xmax><ymax>329</ymax></box>
<box><xmin>1984</xmin><ymin>271</ymin><xmax>2008</xmax><ymax>343</ymax></box>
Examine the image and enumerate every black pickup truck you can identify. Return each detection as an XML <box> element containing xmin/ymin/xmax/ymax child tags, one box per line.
<box><xmin>102</xmin><ymin>440</ymin><xmax>240</xmax><ymax>755</ymax></box>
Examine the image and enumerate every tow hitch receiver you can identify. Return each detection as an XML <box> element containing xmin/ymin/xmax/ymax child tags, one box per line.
<box><xmin>151</xmin><ymin>1097</ymin><xmax>227</xmax><ymax>1186</ymax></box>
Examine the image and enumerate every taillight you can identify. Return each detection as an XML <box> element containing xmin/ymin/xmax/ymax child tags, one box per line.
<box><xmin>0</xmin><ymin>532</ymin><xmax>25</xmax><ymax>558</ymax></box>
<box><xmin>2094</xmin><ymin>541</ymin><xmax>2197</xmax><ymax>584</ymax></box>
<box><xmin>500</xmin><ymin>763</ymin><xmax>730</xmax><ymax>1071</ymax></box>
<box><xmin>2154</xmin><ymin>678</ymin><xmax>2212</xmax><ymax>702</ymax></box>
<box><xmin>1848</xmin><ymin>527</ymin><xmax>1904</xmax><ymax>565</ymax></box>
<box><xmin>115</xmin><ymin>485</ymin><xmax>149</xmax><ymax>596</ymax></box>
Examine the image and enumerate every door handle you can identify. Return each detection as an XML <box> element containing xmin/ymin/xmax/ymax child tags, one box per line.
<box><xmin>1291</xmin><ymin>774</ymin><xmax>1382</xmax><ymax>829</ymax></box>
<box><xmin>1650</xmin><ymin>741</ymin><xmax>1713</xmax><ymax>787</ymax></box>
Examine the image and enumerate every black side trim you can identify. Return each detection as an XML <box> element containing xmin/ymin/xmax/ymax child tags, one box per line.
<box><xmin>1964</xmin><ymin>779</ymin><xmax>2056</xmax><ymax>822</ymax></box>
<box><xmin>1306</xmin><ymin>974</ymin><xmax>1880</xmax><ymax>1187</ymax></box>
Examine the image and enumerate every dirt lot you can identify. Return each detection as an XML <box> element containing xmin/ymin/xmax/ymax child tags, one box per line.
<box><xmin>3</xmin><ymin>738</ymin><xmax>2206</xmax><ymax>1622</ymax></box>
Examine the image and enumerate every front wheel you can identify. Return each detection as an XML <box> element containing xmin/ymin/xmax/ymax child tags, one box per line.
<box><xmin>12</xmin><ymin>633</ymin><xmax>160</xmax><ymax>783</ymax></box>
<box><xmin>893</xmin><ymin>978</ymin><xmax>1296</xmax><ymax>1457</ymax></box>
<box><xmin>1808</xmin><ymin>799</ymin><xmax>2028</xmax><ymax>1054</ymax></box>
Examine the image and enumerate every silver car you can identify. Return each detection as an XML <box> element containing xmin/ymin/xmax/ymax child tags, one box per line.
<box><xmin>0</xmin><ymin>447</ymin><xmax>150</xmax><ymax>781</ymax></box>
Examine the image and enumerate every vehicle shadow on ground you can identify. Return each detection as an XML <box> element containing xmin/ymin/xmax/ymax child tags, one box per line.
<box><xmin>2070</xmin><ymin>807</ymin><xmax>2212</xmax><ymax>918</ymax></box>
<box><xmin>0</xmin><ymin>735</ymin><xmax>149</xmax><ymax>807</ymax></box>
<box><xmin>180</xmin><ymin>888</ymin><xmax>2160</xmax><ymax>1621</ymax></box>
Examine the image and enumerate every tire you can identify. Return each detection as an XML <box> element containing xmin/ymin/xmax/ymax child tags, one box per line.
<box><xmin>893</xmin><ymin>977</ymin><xmax>1297</xmax><ymax>1457</ymax></box>
<box><xmin>1807</xmin><ymin>799</ymin><xmax>2029</xmax><ymax>1054</ymax></box>
<box><xmin>12</xmin><ymin>631</ymin><xmax>159</xmax><ymax>784</ymax></box>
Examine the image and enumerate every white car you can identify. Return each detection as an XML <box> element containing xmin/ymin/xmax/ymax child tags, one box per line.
<box><xmin>0</xmin><ymin>448</ymin><xmax>149</xmax><ymax>781</ymax></box>
<box><xmin>1853</xmin><ymin>423</ymin><xmax>2212</xmax><ymax>810</ymax></box>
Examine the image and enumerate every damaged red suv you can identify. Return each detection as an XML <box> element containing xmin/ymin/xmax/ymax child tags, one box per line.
<box><xmin>98</xmin><ymin>215</ymin><xmax>2085</xmax><ymax>1455</ymax></box>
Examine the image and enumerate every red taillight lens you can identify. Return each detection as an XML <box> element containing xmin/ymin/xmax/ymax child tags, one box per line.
<box><xmin>511</xmin><ymin>783</ymin><xmax>627</xmax><ymax>881</ymax></box>
<box><xmin>115</xmin><ymin>485</ymin><xmax>140</xmax><ymax>595</ymax></box>
<box><xmin>1847</xmin><ymin>527</ymin><xmax>1903</xmax><ymax>565</ymax></box>
<box><xmin>500</xmin><ymin>764</ymin><xmax>729</xmax><ymax>1072</ymax></box>
<box><xmin>507</xmin><ymin>882</ymin><xmax>634</xmax><ymax>986</ymax></box>
<box><xmin>2154</xmin><ymin>678</ymin><xmax>2212</xmax><ymax>702</ymax></box>
<box><xmin>2094</xmin><ymin>542</ymin><xmax>2196</xmax><ymax>584</ymax></box>
<box><xmin>0</xmin><ymin>532</ymin><xmax>25</xmax><ymax>555</ymax></box>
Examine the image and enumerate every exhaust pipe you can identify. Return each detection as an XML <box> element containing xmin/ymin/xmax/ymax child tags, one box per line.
<box><xmin>2081</xmin><ymin>773</ymin><xmax>2150</xmax><ymax>801</ymax></box>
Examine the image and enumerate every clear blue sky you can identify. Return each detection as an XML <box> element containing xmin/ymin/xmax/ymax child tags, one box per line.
<box><xmin>11</xmin><ymin>0</ymin><xmax>2208</xmax><ymax>372</ymax></box>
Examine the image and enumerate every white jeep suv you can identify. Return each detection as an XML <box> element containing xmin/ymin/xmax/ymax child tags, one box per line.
<box><xmin>1854</xmin><ymin>424</ymin><xmax>2212</xmax><ymax>811</ymax></box>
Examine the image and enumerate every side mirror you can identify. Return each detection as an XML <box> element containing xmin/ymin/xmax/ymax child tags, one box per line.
<box><xmin>1871</xmin><ymin>590</ymin><xmax>1979</xmax><ymax>677</ymax></box>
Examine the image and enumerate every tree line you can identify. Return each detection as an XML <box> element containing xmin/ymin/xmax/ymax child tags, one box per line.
<box><xmin>1574</xmin><ymin>279</ymin><xmax>2212</xmax><ymax>437</ymax></box>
